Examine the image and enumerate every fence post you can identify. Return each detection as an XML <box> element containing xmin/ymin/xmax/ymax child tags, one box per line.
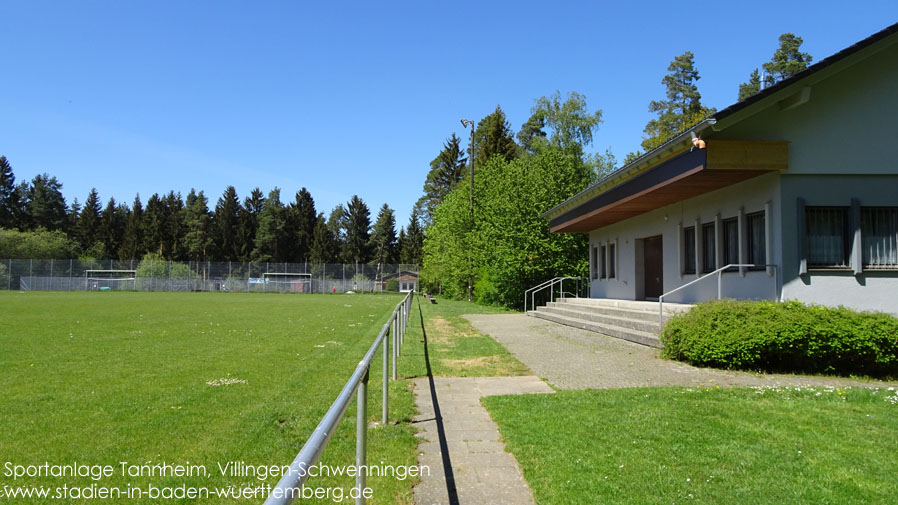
<box><xmin>718</xmin><ymin>270</ymin><xmax>723</xmax><ymax>299</ymax></box>
<box><xmin>382</xmin><ymin>326</ymin><xmax>389</xmax><ymax>425</ymax></box>
<box><xmin>392</xmin><ymin>314</ymin><xmax>397</xmax><ymax>381</ymax></box>
<box><xmin>355</xmin><ymin>367</ymin><xmax>369</xmax><ymax>505</ymax></box>
<box><xmin>7</xmin><ymin>259</ymin><xmax>11</xmax><ymax>291</ymax></box>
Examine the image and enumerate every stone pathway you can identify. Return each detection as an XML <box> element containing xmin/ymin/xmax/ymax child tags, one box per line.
<box><xmin>464</xmin><ymin>313</ymin><xmax>898</xmax><ymax>390</ymax></box>
<box><xmin>411</xmin><ymin>376</ymin><xmax>553</xmax><ymax>505</ymax></box>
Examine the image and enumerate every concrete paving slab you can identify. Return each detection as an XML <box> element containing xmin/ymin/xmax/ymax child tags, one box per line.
<box><xmin>411</xmin><ymin>376</ymin><xmax>553</xmax><ymax>505</ymax></box>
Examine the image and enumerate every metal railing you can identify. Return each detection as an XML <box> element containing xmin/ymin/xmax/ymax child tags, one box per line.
<box><xmin>523</xmin><ymin>276</ymin><xmax>583</xmax><ymax>313</ymax></box>
<box><xmin>658</xmin><ymin>264</ymin><xmax>779</xmax><ymax>330</ymax></box>
<box><xmin>263</xmin><ymin>291</ymin><xmax>414</xmax><ymax>505</ymax></box>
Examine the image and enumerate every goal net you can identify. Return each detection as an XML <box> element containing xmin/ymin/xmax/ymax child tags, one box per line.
<box><xmin>85</xmin><ymin>270</ymin><xmax>137</xmax><ymax>291</ymax></box>
<box><xmin>263</xmin><ymin>272</ymin><xmax>313</xmax><ymax>293</ymax></box>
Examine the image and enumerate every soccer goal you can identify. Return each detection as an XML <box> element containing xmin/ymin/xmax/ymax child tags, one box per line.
<box><xmin>263</xmin><ymin>272</ymin><xmax>313</xmax><ymax>293</ymax></box>
<box><xmin>85</xmin><ymin>270</ymin><xmax>137</xmax><ymax>291</ymax></box>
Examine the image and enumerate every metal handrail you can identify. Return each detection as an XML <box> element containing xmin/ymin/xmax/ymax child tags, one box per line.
<box><xmin>524</xmin><ymin>276</ymin><xmax>580</xmax><ymax>313</ymax></box>
<box><xmin>264</xmin><ymin>291</ymin><xmax>414</xmax><ymax>505</ymax></box>
<box><xmin>658</xmin><ymin>264</ymin><xmax>778</xmax><ymax>330</ymax></box>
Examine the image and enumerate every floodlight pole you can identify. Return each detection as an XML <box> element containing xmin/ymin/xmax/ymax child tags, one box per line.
<box><xmin>461</xmin><ymin>118</ymin><xmax>475</xmax><ymax>302</ymax></box>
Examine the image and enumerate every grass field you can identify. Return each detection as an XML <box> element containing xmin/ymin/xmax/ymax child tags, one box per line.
<box><xmin>484</xmin><ymin>386</ymin><xmax>898</xmax><ymax>505</ymax></box>
<box><xmin>0</xmin><ymin>291</ymin><xmax>419</xmax><ymax>504</ymax></box>
<box><xmin>398</xmin><ymin>297</ymin><xmax>529</xmax><ymax>378</ymax></box>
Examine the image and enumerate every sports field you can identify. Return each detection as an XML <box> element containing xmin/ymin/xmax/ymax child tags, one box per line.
<box><xmin>0</xmin><ymin>291</ymin><xmax>418</xmax><ymax>504</ymax></box>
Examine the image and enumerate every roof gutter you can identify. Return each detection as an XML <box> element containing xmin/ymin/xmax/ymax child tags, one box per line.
<box><xmin>542</xmin><ymin>117</ymin><xmax>718</xmax><ymax>220</ymax></box>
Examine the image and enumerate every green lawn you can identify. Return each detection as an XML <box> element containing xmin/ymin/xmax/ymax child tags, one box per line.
<box><xmin>483</xmin><ymin>386</ymin><xmax>898</xmax><ymax>505</ymax></box>
<box><xmin>0</xmin><ymin>291</ymin><xmax>418</xmax><ymax>504</ymax></box>
<box><xmin>398</xmin><ymin>295</ymin><xmax>529</xmax><ymax>378</ymax></box>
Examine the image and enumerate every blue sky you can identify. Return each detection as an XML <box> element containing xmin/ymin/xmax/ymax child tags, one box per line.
<box><xmin>2</xmin><ymin>1</ymin><xmax>895</xmax><ymax>228</ymax></box>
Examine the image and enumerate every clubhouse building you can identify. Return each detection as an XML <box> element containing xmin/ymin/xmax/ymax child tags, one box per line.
<box><xmin>543</xmin><ymin>23</ymin><xmax>898</xmax><ymax>315</ymax></box>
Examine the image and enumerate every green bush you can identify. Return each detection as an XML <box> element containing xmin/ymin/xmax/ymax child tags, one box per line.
<box><xmin>385</xmin><ymin>278</ymin><xmax>399</xmax><ymax>292</ymax></box>
<box><xmin>661</xmin><ymin>299</ymin><xmax>898</xmax><ymax>378</ymax></box>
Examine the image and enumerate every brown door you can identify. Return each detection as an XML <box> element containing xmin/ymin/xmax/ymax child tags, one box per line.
<box><xmin>644</xmin><ymin>235</ymin><xmax>663</xmax><ymax>299</ymax></box>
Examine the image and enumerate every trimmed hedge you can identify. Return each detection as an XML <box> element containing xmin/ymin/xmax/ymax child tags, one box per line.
<box><xmin>661</xmin><ymin>299</ymin><xmax>898</xmax><ymax>378</ymax></box>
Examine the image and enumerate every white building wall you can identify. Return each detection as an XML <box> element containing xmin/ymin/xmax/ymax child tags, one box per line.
<box><xmin>589</xmin><ymin>173</ymin><xmax>781</xmax><ymax>304</ymax></box>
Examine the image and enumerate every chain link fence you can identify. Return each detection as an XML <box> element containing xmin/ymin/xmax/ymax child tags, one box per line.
<box><xmin>0</xmin><ymin>259</ymin><xmax>418</xmax><ymax>294</ymax></box>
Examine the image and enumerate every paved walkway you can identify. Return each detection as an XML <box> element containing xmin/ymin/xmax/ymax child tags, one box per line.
<box><xmin>464</xmin><ymin>313</ymin><xmax>898</xmax><ymax>389</ymax></box>
<box><xmin>411</xmin><ymin>376</ymin><xmax>553</xmax><ymax>505</ymax></box>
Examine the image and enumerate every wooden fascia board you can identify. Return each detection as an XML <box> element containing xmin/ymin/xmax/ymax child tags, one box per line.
<box><xmin>705</xmin><ymin>140</ymin><xmax>789</xmax><ymax>171</ymax></box>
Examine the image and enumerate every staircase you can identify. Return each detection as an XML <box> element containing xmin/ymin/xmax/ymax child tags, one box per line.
<box><xmin>527</xmin><ymin>297</ymin><xmax>692</xmax><ymax>348</ymax></box>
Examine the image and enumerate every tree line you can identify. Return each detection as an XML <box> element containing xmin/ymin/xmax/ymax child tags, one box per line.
<box><xmin>417</xmin><ymin>33</ymin><xmax>812</xmax><ymax>308</ymax></box>
<box><xmin>0</xmin><ymin>156</ymin><xmax>423</xmax><ymax>265</ymax></box>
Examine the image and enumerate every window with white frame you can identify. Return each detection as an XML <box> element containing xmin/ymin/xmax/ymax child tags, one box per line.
<box><xmin>746</xmin><ymin>211</ymin><xmax>766</xmax><ymax>269</ymax></box>
<box><xmin>682</xmin><ymin>226</ymin><xmax>696</xmax><ymax>275</ymax></box>
<box><xmin>722</xmin><ymin>217</ymin><xmax>738</xmax><ymax>270</ymax></box>
<box><xmin>608</xmin><ymin>242</ymin><xmax>616</xmax><ymax>279</ymax></box>
<box><xmin>701</xmin><ymin>222</ymin><xmax>716</xmax><ymax>273</ymax></box>
<box><xmin>862</xmin><ymin>207</ymin><xmax>898</xmax><ymax>268</ymax></box>
<box><xmin>806</xmin><ymin>206</ymin><xmax>849</xmax><ymax>268</ymax></box>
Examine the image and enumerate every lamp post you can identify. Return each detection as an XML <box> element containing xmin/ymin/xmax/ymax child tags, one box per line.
<box><xmin>460</xmin><ymin>118</ymin><xmax>475</xmax><ymax>302</ymax></box>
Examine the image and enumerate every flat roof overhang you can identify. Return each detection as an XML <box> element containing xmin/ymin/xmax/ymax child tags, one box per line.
<box><xmin>549</xmin><ymin>140</ymin><xmax>788</xmax><ymax>233</ymax></box>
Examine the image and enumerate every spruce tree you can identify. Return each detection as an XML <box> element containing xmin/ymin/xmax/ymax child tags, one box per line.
<box><xmin>472</xmin><ymin>106</ymin><xmax>518</xmax><ymax>164</ymax></box>
<box><xmin>77</xmin><ymin>189</ymin><xmax>102</xmax><ymax>250</ymax></box>
<box><xmin>370</xmin><ymin>203</ymin><xmax>398</xmax><ymax>265</ymax></box>
<box><xmin>416</xmin><ymin>134</ymin><xmax>468</xmax><ymax>226</ymax></box>
<box><xmin>213</xmin><ymin>186</ymin><xmax>241</xmax><ymax>261</ymax></box>
<box><xmin>309</xmin><ymin>213</ymin><xmax>338</xmax><ymax>264</ymax></box>
<box><xmin>252</xmin><ymin>188</ymin><xmax>286</xmax><ymax>262</ymax></box>
<box><xmin>0</xmin><ymin>156</ymin><xmax>17</xmax><ymax>229</ymax></box>
<box><xmin>183</xmin><ymin>189</ymin><xmax>212</xmax><ymax>262</ymax></box>
<box><xmin>342</xmin><ymin>195</ymin><xmax>371</xmax><ymax>264</ymax></box>
<box><xmin>99</xmin><ymin>197</ymin><xmax>127</xmax><ymax>259</ymax></box>
<box><xmin>26</xmin><ymin>174</ymin><xmax>68</xmax><ymax>232</ymax></box>
<box><xmin>120</xmin><ymin>194</ymin><xmax>144</xmax><ymax>260</ymax></box>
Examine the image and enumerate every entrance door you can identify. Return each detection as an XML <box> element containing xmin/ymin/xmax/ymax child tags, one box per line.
<box><xmin>643</xmin><ymin>235</ymin><xmax>663</xmax><ymax>299</ymax></box>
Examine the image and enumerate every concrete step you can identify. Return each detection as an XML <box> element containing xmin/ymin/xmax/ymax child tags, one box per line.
<box><xmin>539</xmin><ymin>305</ymin><xmax>663</xmax><ymax>333</ymax></box>
<box><xmin>555</xmin><ymin>296</ymin><xmax>692</xmax><ymax>313</ymax></box>
<box><xmin>547</xmin><ymin>300</ymin><xmax>675</xmax><ymax>324</ymax></box>
<box><xmin>529</xmin><ymin>309</ymin><xmax>663</xmax><ymax>348</ymax></box>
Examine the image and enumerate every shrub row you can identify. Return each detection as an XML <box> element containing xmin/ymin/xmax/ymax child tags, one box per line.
<box><xmin>661</xmin><ymin>299</ymin><xmax>898</xmax><ymax>378</ymax></box>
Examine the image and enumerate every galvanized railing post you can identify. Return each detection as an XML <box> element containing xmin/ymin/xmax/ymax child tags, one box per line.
<box><xmin>382</xmin><ymin>323</ymin><xmax>389</xmax><ymax>425</ymax></box>
<box><xmin>355</xmin><ymin>367</ymin><xmax>369</xmax><ymax>505</ymax></box>
<box><xmin>392</xmin><ymin>314</ymin><xmax>397</xmax><ymax>381</ymax></box>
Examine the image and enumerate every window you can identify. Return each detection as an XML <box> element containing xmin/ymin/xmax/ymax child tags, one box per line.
<box><xmin>862</xmin><ymin>207</ymin><xmax>898</xmax><ymax>268</ymax></box>
<box><xmin>746</xmin><ymin>211</ymin><xmax>766</xmax><ymax>268</ymax></box>
<box><xmin>682</xmin><ymin>226</ymin><xmax>696</xmax><ymax>275</ymax></box>
<box><xmin>701</xmin><ymin>222</ymin><xmax>716</xmax><ymax>273</ymax></box>
<box><xmin>591</xmin><ymin>246</ymin><xmax>598</xmax><ymax>280</ymax></box>
<box><xmin>806</xmin><ymin>207</ymin><xmax>849</xmax><ymax>268</ymax></box>
<box><xmin>608</xmin><ymin>242</ymin><xmax>616</xmax><ymax>279</ymax></box>
<box><xmin>600</xmin><ymin>245</ymin><xmax>607</xmax><ymax>279</ymax></box>
<box><xmin>722</xmin><ymin>217</ymin><xmax>738</xmax><ymax>270</ymax></box>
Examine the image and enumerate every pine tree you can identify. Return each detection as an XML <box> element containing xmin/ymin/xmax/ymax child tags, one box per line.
<box><xmin>738</xmin><ymin>68</ymin><xmax>761</xmax><ymax>101</ymax></box>
<box><xmin>77</xmin><ymin>189</ymin><xmax>102</xmax><ymax>251</ymax></box>
<box><xmin>252</xmin><ymin>188</ymin><xmax>286</xmax><ymax>262</ymax></box>
<box><xmin>416</xmin><ymin>134</ymin><xmax>468</xmax><ymax>225</ymax></box>
<box><xmin>25</xmin><ymin>174</ymin><xmax>68</xmax><ymax>231</ymax></box>
<box><xmin>738</xmin><ymin>34</ymin><xmax>812</xmax><ymax>101</ymax></box>
<box><xmin>143</xmin><ymin>194</ymin><xmax>166</xmax><ymax>255</ymax></box>
<box><xmin>342</xmin><ymin>195</ymin><xmax>371</xmax><ymax>264</ymax></box>
<box><xmin>473</xmin><ymin>106</ymin><xmax>518</xmax><ymax>164</ymax></box>
<box><xmin>400</xmin><ymin>209</ymin><xmax>424</xmax><ymax>265</ymax></box>
<box><xmin>183</xmin><ymin>189</ymin><xmax>212</xmax><ymax>262</ymax></box>
<box><xmin>213</xmin><ymin>186</ymin><xmax>241</xmax><ymax>261</ymax></box>
<box><xmin>238</xmin><ymin>188</ymin><xmax>264</xmax><ymax>261</ymax></box>
<box><xmin>309</xmin><ymin>213</ymin><xmax>338</xmax><ymax>264</ymax></box>
<box><xmin>764</xmin><ymin>33</ymin><xmax>812</xmax><ymax>83</ymax></box>
<box><xmin>120</xmin><ymin>194</ymin><xmax>144</xmax><ymax>260</ymax></box>
<box><xmin>285</xmin><ymin>188</ymin><xmax>316</xmax><ymax>263</ymax></box>
<box><xmin>164</xmin><ymin>191</ymin><xmax>185</xmax><ymax>260</ymax></box>
<box><xmin>0</xmin><ymin>156</ymin><xmax>17</xmax><ymax>229</ymax></box>
<box><xmin>99</xmin><ymin>197</ymin><xmax>127</xmax><ymax>259</ymax></box>
<box><xmin>370</xmin><ymin>203</ymin><xmax>398</xmax><ymax>265</ymax></box>
<box><xmin>642</xmin><ymin>52</ymin><xmax>715</xmax><ymax>151</ymax></box>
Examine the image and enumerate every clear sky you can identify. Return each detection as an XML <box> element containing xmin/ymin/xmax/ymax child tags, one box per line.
<box><xmin>2</xmin><ymin>1</ymin><xmax>896</xmax><ymax>228</ymax></box>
